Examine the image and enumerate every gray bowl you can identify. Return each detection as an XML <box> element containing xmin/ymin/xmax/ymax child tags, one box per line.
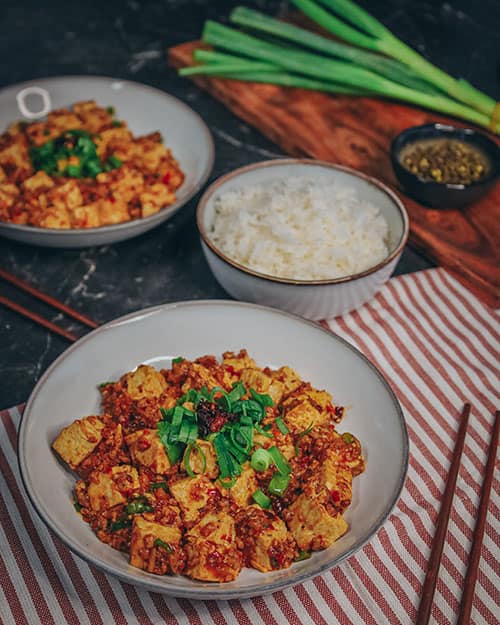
<box><xmin>19</xmin><ymin>300</ymin><xmax>408</xmax><ymax>598</ymax></box>
<box><xmin>197</xmin><ymin>159</ymin><xmax>409</xmax><ymax>320</ymax></box>
<box><xmin>0</xmin><ymin>76</ymin><xmax>214</xmax><ymax>247</ymax></box>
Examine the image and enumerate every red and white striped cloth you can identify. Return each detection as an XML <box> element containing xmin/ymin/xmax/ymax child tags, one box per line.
<box><xmin>1</xmin><ymin>267</ymin><xmax>498</xmax><ymax>625</ymax></box>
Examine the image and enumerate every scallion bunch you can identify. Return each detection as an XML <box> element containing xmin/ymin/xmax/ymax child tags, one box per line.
<box><xmin>178</xmin><ymin>1</ymin><xmax>499</xmax><ymax>134</ymax></box>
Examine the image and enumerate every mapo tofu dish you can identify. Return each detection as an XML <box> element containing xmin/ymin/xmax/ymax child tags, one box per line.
<box><xmin>52</xmin><ymin>350</ymin><xmax>365</xmax><ymax>582</ymax></box>
<box><xmin>0</xmin><ymin>101</ymin><xmax>184</xmax><ymax>229</ymax></box>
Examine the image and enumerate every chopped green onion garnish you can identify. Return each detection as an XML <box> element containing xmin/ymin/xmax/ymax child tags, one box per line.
<box><xmin>213</xmin><ymin>433</ymin><xmax>232</xmax><ymax>478</ymax></box>
<box><xmin>107</xmin><ymin>154</ymin><xmax>123</xmax><ymax>169</ymax></box>
<box><xmin>218</xmin><ymin>475</ymin><xmax>237</xmax><ymax>489</ymax></box>
<box><xmin>157</xmin><ymin>421</ymin><xmax>184</xmax><ymax>464</ymax></box>
<box><xmin>106</xmin><ymin>106</ymin><xmax>115</xmax><ymax>115</ymax></box>
<box><xmin>208</xmin><ymin>386</ymin><xmax>225</xmax><ymax>400</ymax></box>
<box><xmin>268</xmin><ymin>473</ymin><xmax>290</xmax><ymax>496</ymax></box>
<box><xmin>251</xmin><ymin>448</ymin><xmax>272</xmax><ymax>472</ymax></box>
<box><xmin>178</xmin><ymin>419</ymin><xmax>198</xmax><ymax>444</ymax></box>
<box><xmin>154</xmin><ymin>538</ymin><xmax>174</xmax><ymax>553</ymax></box>
<box><xmin>226</xmin><ymin>441</ymin><xmax>248</xmax><ymax>464</ymax></box>
<box><xmin>216</xmin><ymin>393</ymin><xmax>232</xmax><ymax>412</ymax></box>
<box><xmin>125</xmin><ymin>499</ymin><xmax>154</xmax><ymax>515</ymax></box>
<box><xmin>98</xmin><ymin>381</ymin><xmax>115</xmax><ymax>389</ymax></box>
<box><xmin>250</xmin><ymin>388</ymin><xmax>274</xmax><ymax>408</ymax></box>
<box><xmin>229</xmin><ymin>427</ymin><xmax>252</xmax><ymax>453</ymax></box>
<box><xmin>295</xmin><ymin>550</ymin><xmax>311</xmax><ymax>562</ymax></box>
<box><xmin>150</xmin><ymin>481</ymin><xmax>168</xmax><ymax>491</ymax></box>
<box><xmin>65</xmin><ymin>164</ymin><xmax>82</xmax><ymax>177</ymax></box>
<box><xmin>252</xmin><ymin>488</ymin><xmax>271</xmax><ymax>509</ymax></box>
<box><xmin>184</xmin><ymin>442</ymin><xmax>207</xmax><ymax>477</ymax></box>
<box><xmin>275</xmin><ymin>416</ymin><xmax>289</xmax><ymax>434</ymax></box>
<box><xmin>342</xmin><ymin>432</ymin><xmax>354</xmax><ymax>444</ymax></box>
<box><xmin>227</xmin><ymin>381</ymin><xmax>246</xmax><ymax>404</ymax></box>
<box><xmin>73</xmin><ymin>501</ymin><xmax>82</xmax><ymax>513</ymax></box>
<box><xmin>199</xmin><ymin>386</ymin><xmax>211</xmax><ymax>401</ymax></box>
<box><xmin>172</xmin><ymin>356</ymin><xmax>184</xmax><ymax>364</ymax></box>
<box><xmin>254</xmin><ymin>422</ymin><xmax>274</xmax><ymax>438</ymax></box>
<box><xmin>268</xmin><ymin>446</ymin><xmax>291</xmax><ymax>475</ymax></box>
<box><xmin>294</xmin><ymin>420</ymin><xmax>315</xmax><ymax>455</ymax></box>
<box><xmin>109</xmin><ymin>518</ymin><xmax>132</xmax><ymax>532</ymax></box>
<box><xmin>86</xmin><ymin>160</ymin><xmax>102</xmax><ymax>177</ymax></box>
<box><xmin>159</xmin><ymin>406</ymin><xmax>172</xmax><ymax>419</ymax></box>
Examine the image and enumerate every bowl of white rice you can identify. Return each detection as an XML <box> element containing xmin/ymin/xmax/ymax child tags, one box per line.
<box><xmin>197</xmin><ymin>159</ymin><xmax>409</xmax><ymax>320</ymax></box>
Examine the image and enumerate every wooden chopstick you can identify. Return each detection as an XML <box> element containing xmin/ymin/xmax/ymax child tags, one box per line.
<box><xmin>0</xmin><ymin>294</ymin><xmax>79</xmax><ymax>342</ymax></box>
<box><xmin>416</xmin><ymin>403</ymin><xmax>499</xmax><ymax>625</ymax></box>
<box><xmin>416</xmin><ymin>402</ymin><xmax>471</xmax><ymax>625</ymax></box>
<box><xmin>457</xmin><ymin>409</ymin><xmax>499</xmax><ymax>625</ymax></box>
<box><xmin>0</xmin><ymin>268</ymin><xmax>98</xmax><ymax>329</ymax></box>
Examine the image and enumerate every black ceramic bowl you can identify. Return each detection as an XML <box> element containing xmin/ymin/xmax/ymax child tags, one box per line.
<box><xmin>390</xmin><ymin>123</ymin><xmax>500</xmax><ymax>208</ymax></box>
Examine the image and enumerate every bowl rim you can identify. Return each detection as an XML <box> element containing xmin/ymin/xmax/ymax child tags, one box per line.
<box><xmin>17</xmin><ymin>298</ymin><xmax>409</xmax><ymax>599</ymax></box>
<box><xmin>0</xmin><ymin>75</ymin><xmax>215</xmax><ymax>238</ymax></box>
<box><xmin>390</xmin><ymin>122</ymin><xmax>500</xmax><ymax>190</ymax></box>
<box><xmin>196</xmin><ymin>158</ymin><xmax>410</xmax><ymax>286</ymax></box>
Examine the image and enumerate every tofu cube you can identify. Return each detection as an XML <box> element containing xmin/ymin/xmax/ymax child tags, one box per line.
<box><xmin>22</xmin><ymin>171</ymin><xmax>54</xmax><ymax>193</ymax></box>
<box><xmin>48</xmin><ymin>180</ymin><xmax>83</xmax><ymax>211</ymax></box>
<box><xmin>222</xmin><ymin>349</ymin><xmax>257</xmax><ymax>373</ymax></box>
<box><xmin>39</xmin><ymin>206</ymin><xmax>71</xmax><ymax>229</ymax></box>
<box><xmin>69</xmin><ymin>203</ymin><xmax>100</xmax><ymax>228</ymax></box>
<box><xmin>185</xmin><ymin>512</ymin><xmax>242</xmax><ymax>582</ymax></box>
<box><xmin>125</xmin><ymin>429</ymin><xmax>171</xmax><ymax>474</ymax></box>
<box><xmin>125</xmin><ymin>364</ymin><xmax>167</xmax><ymax>400</ymax></box>
<box><xmin>52</xmin><ymin>416</ymin><xmax>106</xmax><ymax>469</ymax></box>
<box><xmin>319</xmin><ymin>453</ymin><xmax>353</xmax><ymax>513</ymax></box>
<box><xmin>306</xmin><ymin>388</ymin><xmax>333</xmax><ymax>412</ymax></box>
<box><xmin>98</xmin><ymin>198</ymin><xmax>130</xmax><ymax>225</ymax></box>
<box><xmin>169</xmin><ymin>475</ymin><xmax>222</xmax><ymax>523</ymax></box>
<box><xmin>87</xmin><ymin>465</ymin><xmax>139</xmax><ymax>511</ymax></box>
<box><xmin>140</xmin><ymin>183</ymin><xmax>175</xmax><ymax>217</ymax></box>
<box><xmin>282</xmin><ymin>399</ymin><xmax>325</xmax><ymax>433</ymax></box>
<box><xmin>240</xmin><ymin>368</ymin><xmax>271</xmax><ymax>394</ymax></box>
<box><xmin>130</xmin><ymin>516</ymin><xmax>182</xmax><ymax>573</ymax></box>
<box><xmin>229</xmin><ymin>464</ymin><xmax>258</xmax><ymax>508</ymax></box>
<box><xmin>236</xmin><ymin>505</ymin><xmax>296</xmax><ymax>572</ymax></box>
<box><xmin>269</xmin><ymin>366</ymin><xmax>302</xmax><ymax>395</ymax></box>
<box><xmin>286</xmin><ymin>493</ymin><xmax>348</xmax><ymax>551</ymax></box>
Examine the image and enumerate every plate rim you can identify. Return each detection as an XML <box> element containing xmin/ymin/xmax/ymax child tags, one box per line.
<box><xmin>0</xmin><ymin>75</ymin><xmax>215</xmax><ymax>239</ymax></box>
<box><xmin>18</xmin><ymin>299</ymin><xmax>409</xmax><ymax>599</ymax></box>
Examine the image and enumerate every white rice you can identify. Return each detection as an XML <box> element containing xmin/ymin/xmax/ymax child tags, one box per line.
<box><xmin>208</xmin><ymin>177</ymin><xmax>390</xmax><ymax>281</ymax></box>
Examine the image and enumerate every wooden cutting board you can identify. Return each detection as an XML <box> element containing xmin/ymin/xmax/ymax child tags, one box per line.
<box><xmin>169</xmin><ymin>41</ymin><xmax>500</xmax><ymax>308</ymax></box>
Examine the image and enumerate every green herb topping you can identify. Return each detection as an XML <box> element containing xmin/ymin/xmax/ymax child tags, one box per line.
<box><xmin>30</xmin><ymin>128</ymin><xmax>124</xmax><ymax>179</ymax></box>
<box><xmin>157</xmin><ymin>379</ymin><xmax>278</xmax><ymax>483</ymax></box>
<box><xmin>252</xmin><ymin>488</ymin><xmax>271</xmax><ymax>509</ymax></box>
<box><xmin>154</xmin><ymin>538</ymin><xmax>174</xmax><ymax>553</ymax></box>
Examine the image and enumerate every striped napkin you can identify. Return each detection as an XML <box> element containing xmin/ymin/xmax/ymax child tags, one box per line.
<box><xmin>1</xmin><ymin>268</ymin><xmax>498</xmax><ymax>625</ymax></box>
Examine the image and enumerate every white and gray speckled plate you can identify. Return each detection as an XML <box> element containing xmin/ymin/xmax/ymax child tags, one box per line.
<box><xmin>0</xmin><ymin>76</ymin><xmax>214</xmax><ymax>247</ymax></box>
<box><xmin>18</xmin><ymin>300</ymin><xmax>408</xmax><ymax>599</ymax></box>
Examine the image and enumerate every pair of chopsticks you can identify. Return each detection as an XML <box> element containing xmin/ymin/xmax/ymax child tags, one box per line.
<box><xmin>0</xmin><ymin>268</ymin><xmax>98</xmax><ymax>342</ymax></box>
<box><xmin>416</xmin><ymin>403</ymin><xmax>499</xmax><ymax>625</ymax></box>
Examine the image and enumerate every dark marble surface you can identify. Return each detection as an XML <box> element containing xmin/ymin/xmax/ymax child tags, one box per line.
<box><xmin>1</xmin><ymin>0</ymin><xmax>499</xmax><ymax>409</ymax></box>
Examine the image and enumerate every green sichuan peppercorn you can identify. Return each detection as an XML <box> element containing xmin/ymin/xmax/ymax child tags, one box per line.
<box><xmin>399</xmin><ymin>138</ymin><xmax>490</xmax><ymax>185</ymax></box>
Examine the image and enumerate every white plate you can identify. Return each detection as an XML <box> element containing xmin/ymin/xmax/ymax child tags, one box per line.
<box><xmin>18</xmin><ymin>300</ymin><xmax>408</xmax><ymax>599</ymax></box>
<box><xmin>0</xmin><ymin>76</ymin><xmax>214</xmax><ymax>247</ymax></box>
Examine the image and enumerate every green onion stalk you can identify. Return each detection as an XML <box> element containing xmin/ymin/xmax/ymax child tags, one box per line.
<box><xmin>178</xmin><ymin>2</ymin><xmax>499</xmax><ymax>133</ymax></box>
<box><xmin>229</xmin><ymin>6</ymin><xmax>440</xmax><ymax>94</ymax></box>
<box><xmin>185</xmin><ymin>50</ymin><xmax>372</xmax><ymax>96</ymax></box>
<box><xmin>291</xmin><ymin>0</ymin><xmax>496</xmax><ymax>119</ymax></box>
<box><xmin>190</xmin><ymin>21</ymin><xmax>492</xmax><ymax>130</ymax></box>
